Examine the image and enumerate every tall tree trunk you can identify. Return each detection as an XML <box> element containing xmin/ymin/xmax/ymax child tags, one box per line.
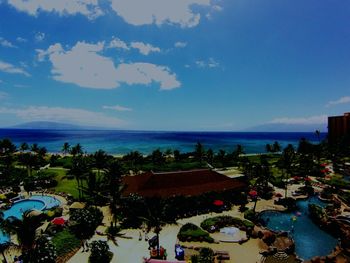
<box><xmin>1</xmin><ymin>251</ymin><xmax>7</xmax><ymax>263</ymax></box>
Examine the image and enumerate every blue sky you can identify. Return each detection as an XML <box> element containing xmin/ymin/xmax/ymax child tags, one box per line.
<box><xmin>0</xmin><ymin>0</ymin><xmax>349</xmax><ymax>131</ymax></box>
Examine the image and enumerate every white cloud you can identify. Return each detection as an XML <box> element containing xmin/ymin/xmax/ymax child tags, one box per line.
<box><xmin>0</xmin><ymin>106</ymin><xmax>125</xmax><ymax>128</ymax></box>
<box><xmin>0</xmin><ymin>60</ymin><xmax>30</xmax><ymax>76</ymax></box>
<box><xmin>110</xmin><ymin>0</ymin><xmax>211</xmax><ymax>27</ymax></box>
<box><xmin>37</xmin><ymin>41</ymin><xmax>180</xmax><ymax>90</ymax></box>
<box><xmin>174</xmin><ymin>41</ymin><xmax>187</xmax><ymax>48</ymax></box>
<box><xmin>0</xmin><ymin>37</ymin><xmax>17</xmax><ymax>48</ymax></box>
<box><xmin>7</xmin><ymin>0</ymin><xmax>103</xmax><ymax>19</ymax></box>
<box><xmin>326</xmin><ymin>96</ymin><xmax>350</xmax><ymax>107</ymax></box>
<box><xmin>16</xmin><ymin>37</ymin><xmax>27</xmax><ymax>42</ymax></box>
<box><xmin>103</xmin><ymin>105</ymin><xmax>132</xmax><ymax>112</ymax></box>
<box><xmin>116</xmin><ymin>62</ymin><xmax>180</xmax><ymax>90</ymax></box>
<box><xmin>195</xmin><ymin>57</ymin><xmax>219</xmax><ymax>68</ymax></box>
<box><xmin>35</xmin><ymin>32</ymin><xmax>45</xmax><ymax>42</ymax></box>
<box><xmin>269</xmin><ymin>115</ymin><xmax>328</xmax><ymax>125</ymax></box>
<box><xmin>109</xmin><ymin>37</ymin><xmax>129</xmax><ymax>50</ymax></box>
<box><xmin>130</xmin><ymin>42</ymin><xmax>160</xmax><ymax>55</ymax></box>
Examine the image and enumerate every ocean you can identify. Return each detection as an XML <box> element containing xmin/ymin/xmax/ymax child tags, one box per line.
<box><xmin>0</xmin><ymin>129</ymin><xmax>325</xmax><ymax>155</ymax></box>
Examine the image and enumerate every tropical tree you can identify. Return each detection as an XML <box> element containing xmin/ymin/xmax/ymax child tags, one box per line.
<box><xmin>280</xmin><ymin>144</ymin><xmax>296</xmax><ymax>198</ymax></box>
<box><xmin>19</xmin><ymin>142</ymin><xmax>29</xmax><ymax>152</ymax></box>
<box><xmin>151</xmin><ymin>149</ymin><xmax>165</xmax><ymax>166</ymax></box>
<box><xmin>0</xmin><ymin>139</ymin><xmax>16</xmax><ymax>180</ymax></box>
<box><xmin>0</xmin><ymin>241</ymin><xmax>12</xmax><ymax>263</ymax></box>
<box><xmin>194</xmin><ymin>142</ymin><xmax>205</xmax><ymax>164</ymax></box>
<box><xmin>70</xmin><ymin>143</ymin><xmax>83</xmax><ymax>157</ymax></box>
<box><xmin>30</xmin><ymin>143</ymin><xmax>39</xmax><ymax>153</ymax></box>
<box><xmin>206</xmin><ymin>148</ymin><xmax>214</xmax><ymax>165</ymax></box>
<box><xmin>272</xmin><ymin>141</ymin><xmax>281</xmax><ymax>153</ymax></box>
<box><xmin>93</xmin><ymin>149</ymin><xmax>108</xmax><ymax>179</ymax></box>
<box><xmin>18</xmin><ymin>152</ymin><xmax>38</xmax><ymax>177</ymax></box>
<box><xmin>104</xmin><ymin>160</ymin><xmax>125</xmax><ymax>227</ymax></box>
<box><xmin>2</xmin><ymin>211</ymin><xmax>44</xmax><ymax>252</ymax></box>
<box><xmin>173</xmin><ymin>149</ymin><xmax>181</xmax><ymax>163</ymax></box>
<box><xmin>217</xmin><ymin>149</ymin><xmax>226</xmax><ymax>167</ymax></box>
<box><xmin>62</xmin><ymin>142</ymin><xmax>70</xmax><ymax>156</ymax></box>
<box><xmin>69</xmin><ymin>155</ymin><xmax>91</xmax><ymax>199</ymax></box>
<box><xmin>141</xmin><ymin>198</ymin><xmax>165</xmax><ymax>258</ymax></box>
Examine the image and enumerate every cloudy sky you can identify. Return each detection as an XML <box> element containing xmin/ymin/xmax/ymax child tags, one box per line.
<box><xmin>0</xmin><ymin>0</ymin><xmax>349</xmax><ymax>131</ymax></box>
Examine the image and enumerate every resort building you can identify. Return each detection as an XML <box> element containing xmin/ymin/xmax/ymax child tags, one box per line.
<box><xmin>328</xmin><ymin>112</ymin><xmax>350</xmax><ymax>144</ymax></box>
<box><xmin>122</xmin><ymin>169</ymin><xmax>247</xmax><ymax>198</ymax></box>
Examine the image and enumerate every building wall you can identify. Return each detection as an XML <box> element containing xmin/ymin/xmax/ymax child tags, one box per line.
<box><xmin>328</xmin><ymin>113</ymin><xmax>350</xmax><ymax>143</ymax></box>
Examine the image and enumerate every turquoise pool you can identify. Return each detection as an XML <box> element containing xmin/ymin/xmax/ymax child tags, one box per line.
<box><xmin>0</xmin><ymin>195</ymin><xmax>61</xmax><ymax>244</ymax></box>
<box><xmin>260</xmin><ymin>196</ymin><xmax>338</xmax><ymax>260</ymax></box>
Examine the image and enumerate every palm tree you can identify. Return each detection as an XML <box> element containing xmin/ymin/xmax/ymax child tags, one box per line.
<box><xmin>0</xmin><ymin>241</ymin><xmax>12</xmax><ymax>263</ymax></box>
<box><xmin>70</xmin><ymin>155</ymin><xmax>90</xmax><ymax>199</ymax></box>
<box><xmin>194</xmin><ymin>142</ymin><xmax>205</xmax><ymax>164</ymax></box>
<box><xmin>217</xmin><ymin>149</ymin><xmax>226</xmax><ymax>167</ymax></box>
<box><xmin>18</xmin><ymin>152</ymin><xmax>38</xmax><ymax>177</ymax></box>
<box><xmin>2</xmin><ymin>211</ymin><xmax>43</xmax><ymax>253</ymax></box>
<box><xmin>30</xmin><ymin>143</ymin><xmax>39</xmax><ymax>153</ymax></box>
<box><xmin>93</xmin><ymin>149</ymin><xmax>108</xmax><ymax>179</ymax></box>
<box><xmin>104</xmin><ymin>160</ymin><xmax>124</xmax><ymax>227</ymax></box>
<box><xmin>62</xmin><ymin>142</ymin><xmax>70</xmax><ymax>156</ymax></box>
<box><xmin>141</xmin><ymin>198</ymin><xmax>165</xmax><ymax>258</ymax></box>
<box><xmin>0</xmin><ymin>139</ymin><xmax>16</xmax><ymax>180</ymax></box>
<box><xmin>70</xmin><ymin>143</ymin><xmax>83</xmax><ymax>157</ymax></box>
<box><xmin>19</xmin><ymin>142</ymin><xmax>29</xmax><ymax>152</ymax></box>
<box><xmin>206</xmin><ymin>148</ymin><xmax>214</xmax><ymax>165</ymax></box>
<box><xmin>281</xmin><ymin>144</ymin><xmax>296</xmax><ymax>198</ymax></box>
<box><xmin>272</xmin><ymin>141</ymin><xmax>281</xmax><ymax>153</ymax></box>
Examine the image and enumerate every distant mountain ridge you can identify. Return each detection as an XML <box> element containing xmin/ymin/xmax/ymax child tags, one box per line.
<box><xmin>245</xmin><ymin>123</ymin><xmax>327</xmax><ymax>133</ymax></box>
<box><xmin>11</xmin><ymin>121</ymin><xmax>89</xmax><ymax>130</ymax></box>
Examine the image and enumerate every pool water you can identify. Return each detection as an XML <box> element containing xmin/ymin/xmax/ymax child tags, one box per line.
<box><xmin>0</xmin><ymin>195</ymin><xmax>61</xmax><ymax>244</ymax></box>
<box><xmin>260</xmin><ymin>196</ymin><xmax>338</xmax><ymax>260</ymax></box>
<box><xmin>30</xmin><ymin>195</ymin><xmax>61</xmax><ymax>210</ymax></box>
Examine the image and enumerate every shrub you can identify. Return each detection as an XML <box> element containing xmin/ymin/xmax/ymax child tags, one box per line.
<box><xmin>30</xmin><ymin>236</ymin><xmax>57</xmax><ymax>263</ymax></box>
<box><xmin>177</xmin><ymin>223</ymin><xmax>214</xmax><ymax>243</ymax></box>
<box><xmin>201</xmin><ymin>216</ymin><xmax>254</xmax><ymax>233</ymax></box>
<box><xmin>69</xmin><ymin>206</ymin><xmax>103</xmax><ymax>239</ymax></box>
<box><xmin>198</xmin><ymin>247</ymin><xmax>215</xmax><ymax>263</ymax></box>
<box><xmin>89</xmin><ymin>240</ymin><xmax>113</xmax><ymax>263</ymax></box>
<box><xmin>244</xmin><ymin>209</ymin><xmax>256</xmax><ymax>221</ymax></box>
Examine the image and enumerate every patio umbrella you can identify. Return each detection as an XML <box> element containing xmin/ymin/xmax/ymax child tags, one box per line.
<box><xmin>213</xmin><ymin>200</ymin><xmax>224</xmax><ymax>206</ymax></box>
<box><xmin>275</xmin><ymin>193</ymin><xmax>283</xmax><ymax>198</ymax></box>
<box><xmin>304</xmin><ymin>177</ymin><xmax>312</xmax><ymax>182</ymax></box>
<box><xmin>249</xmin><ymin>190</ymin><xmax>258</xmax><ymax>197</ymax></box>
<box><xmin>51</xmin><ymin>217</ymin><xmax>65</xmax><ymax>225</ymax></box>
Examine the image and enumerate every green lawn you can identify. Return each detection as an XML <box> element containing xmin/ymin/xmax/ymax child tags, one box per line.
<box><xmin>48</xmin><ymin>168</ymin><xmax>80</xmax><ymax>199</ymax></box>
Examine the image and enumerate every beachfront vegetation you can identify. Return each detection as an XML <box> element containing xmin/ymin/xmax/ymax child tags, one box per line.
<box><xmin>2</xmin><ymin>134</ymin><xmax>350</xmax><ymax>261</ymax></box>
<box><xmin>69</xmin><ymin>207</ymin><xmax>103</xmax><ymax>239</ymax></box>
<box><xmin>89</xmin><ymin>240</ymin><xmax>113</xmax><ymax>263</ymax></box>
<box><xmin>177</xmin><ymin>223</ymin><xmax>214</xmax><ymax>243</ymax></box>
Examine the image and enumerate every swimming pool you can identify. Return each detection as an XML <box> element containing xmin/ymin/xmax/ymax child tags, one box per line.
<box><xmin>0</xmin><ymin>195</ymin><xmax>61</xmax><ymax>244</ymax></box>
<box><xmin>260</xmin><ymin>196</ymin><xmax>338</xmax><ymax>260</ymax></box>
<box><xmin>29</xmin><ymin>195</ymin><xmax>61</xmax><ymax>210</ymax></box>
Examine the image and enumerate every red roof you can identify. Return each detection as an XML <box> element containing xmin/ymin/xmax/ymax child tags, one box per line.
<box><xmin>122</xmin><ymin>169</ymin><xmax>246</xmax><ymax>198</ymax></box>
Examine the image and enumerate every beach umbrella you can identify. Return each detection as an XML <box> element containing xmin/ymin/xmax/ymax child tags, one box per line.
<box><xmin>51</xmin><ymin>217</ymin><xmax>65</xmax><ymax>225</ymax></box>
<box><xmin>249</xmin><ymin>190</ymin><xmax>258</xmax><ymax>197</ymax></box>
<box><xmin>213</xmin><ymin>200</ymin><xmax>224</xmax><ymax>206</ymax></box>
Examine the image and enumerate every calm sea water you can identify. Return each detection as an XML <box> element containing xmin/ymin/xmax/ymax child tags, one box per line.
<box><xmin>0</xmin><ymin>129</ymin><xmax>325</xmax><ymax>155</ymax></box>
